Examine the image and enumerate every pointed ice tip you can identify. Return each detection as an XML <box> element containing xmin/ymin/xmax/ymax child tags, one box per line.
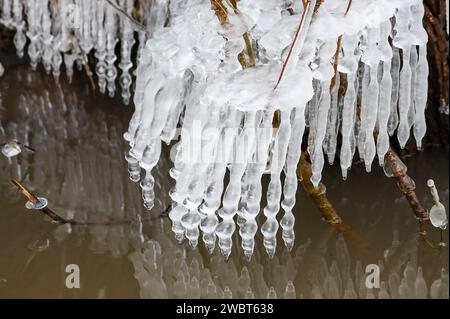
<box><xmin>416</xmin><ymin>141</ymin><xmax>422</xmax><ymax>151</ymax></box>
<box><xmin>244</xmin><ymin>251</ymin><xmax>252</xmax><ymax>262</ymax></box>
<box><xmin>175</xmin><ymin>233</ymin><xmax>184</xmax><ymax>244</ymax></box>
<box><xmin>129</xmin><ymin>175</ymin><xmax>140</xmax><ymax>183</ymax></box>
<box><xmin>189</xmin><ymin>240</ymin><xmax>198</xmax><ymax>249</ymax></box>
<box><xmin>206</xmin><ymin>245</ymin><xmax>215</xmax><ymax>255</ymax></box>
<box><xmin>266</xmin><ymin>248</ymin><xmax>275</xmax><ymax>259</ymax></box>
<box><xmin>365</xmin><ymin>164</ymin><xmax>371</xmax><ymax>173</ymax></box>
<box><xmin>220</xmin><ymin>249</ymin><xmax>231</xmax><ymax>260</ymax></box>
<box><xmin>285</xmin><ymin>241</ymin><xmax>294</xmax><ymax>252</ymax></box>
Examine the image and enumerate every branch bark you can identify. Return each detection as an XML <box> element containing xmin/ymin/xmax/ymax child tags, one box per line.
<box><xmin>297</xmin><ymin>152</ymin><xmax>343</xmax><ymax>224</ymax></box>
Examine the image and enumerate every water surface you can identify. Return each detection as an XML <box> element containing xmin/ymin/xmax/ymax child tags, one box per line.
<box><xmin>0</xmin><ymin>60</ymin><xmax>448</xmax><ymax>299</ymax></box>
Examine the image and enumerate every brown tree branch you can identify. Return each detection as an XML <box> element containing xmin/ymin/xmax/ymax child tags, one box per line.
<box><xmin>10</xmin><ymin>179</ymin><xmax>68</xmax><ymax>223</ymax></box>
<box><xmin>297</xmin><ymin>152</ymin><xmax>343</xmax><ymax>224</ymax></box>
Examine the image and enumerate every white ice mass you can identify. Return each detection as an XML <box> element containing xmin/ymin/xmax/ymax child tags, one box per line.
<box><xmin>0</xmin><ymin>0</ymin><xmax>430</xmax><ymax>258</ymax></box>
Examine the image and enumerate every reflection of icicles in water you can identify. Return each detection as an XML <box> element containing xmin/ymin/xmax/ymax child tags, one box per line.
<box><xmin>0</xmin><ymin>67</ymin><xmax>172</xmax><ymax>232</ymax></box>
<box><xmin>126</xmin><ymin>227</ymin><xmax>448</xmax><ymax>299</ymax></box>
<box><xmin>0</xmin><ymin>0</ymin><xmax>170</xmax><ymax>103</ymax></box>
<box><xmin>304</xmin><ymin>235</ymin><xmax>448</xmax><ymax>299</ymax></box>
<box><xmin>1</xmin><ymin>1</ymin><xmax>430</xmax><ymax>258</ymax></box>
<box><xmin>128</xmin><ymin>219</ymin><xmax>301</xmax><ymax>299</ymax></box>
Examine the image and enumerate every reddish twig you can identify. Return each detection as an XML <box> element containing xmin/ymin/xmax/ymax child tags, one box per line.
<box><xmin>274</xmin><ymin>0</ymin><xmax>312</xmax><ymax>90</ymax></box>
<box><xmin>329</xmin><ymin>35</ymin><xmax>342</xmax><ymax>92</ymax></box>
<box><xmin>344</xmin><ymin>0</ymin><xmax>353</xmax><ymax>16</ymax></box>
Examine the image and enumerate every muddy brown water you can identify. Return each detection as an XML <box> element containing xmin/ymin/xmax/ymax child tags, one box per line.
<box><xmin>0</xmin><ymin>55</ymin><xmax>448</xmax><ymax>298</ymax></box>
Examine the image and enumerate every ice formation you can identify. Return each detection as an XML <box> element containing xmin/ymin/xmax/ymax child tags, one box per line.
<box><xmin>0</xmin><ymin>0</ymin><xmax>154</xmax><ymax>104</ymax></box>
<box><xmin>123</xmin><ymin>0</ymin><xmax>430</xmax><ymax>258</ymax></box>
<box><xmin>427</xmin><ymin>179</ymin><xmax>448</xmax><ymax>230</ymax></box>
<box><xmin>0</xmin><ymin>0</ymin><xmax>430</xmax><ymax>258</ymax></box>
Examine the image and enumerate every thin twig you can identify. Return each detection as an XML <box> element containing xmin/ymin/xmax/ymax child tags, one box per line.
<box><xmin>274</xmin><ymin>0</ymin><xmax>311</xmax><ymax>91</ymax></box>
<box><xmin>384</xmin><ymin>149</ymin><xmax>429</xmax><ymax>238</ymax></box>
<box><xmin>297</xmin><ymin>152</ymin><xmax>343</xmax><ymax>224</ymax></box>
<box><xmin>78</xmin><ymin>45</ymin><xmax>97</xmax><ymax>94</ymax></box>
<box><xmin>344</xmin><ymin>0</ymin><xmax>353</xmax><ymax>16</ymax></box>
<box><xmin>329</xmin><ymin>35</ymin><xmax>342</xmax><ymax>92</ymax></box>
<box><xmin>354</xmin><ymin>94</ymin><xmax>430</xmax><ymax>239</ymax></box>
<box><xmin>105</xmin><ymin>0</ymin><xmax>148</xmax><ymax>33</ymax></box>
<box><xmin>10</xmin><ymin>179</ymin><xmax>171</xmax><ymax>226</ymax></box>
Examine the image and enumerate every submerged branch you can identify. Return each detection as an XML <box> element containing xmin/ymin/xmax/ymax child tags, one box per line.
<box><xmin>10</xmin><ymin>178</ymin><xmax>172</xmax><ymax>226</ymax></box>
<box><xmin>297</xmin><ymin>152</ymin><xmax>342</xmax><ymax>224</ymax></box>
<box><xmin>10</xmin><ymin>179</ymin><xmax>68</xmax><ymax>223</ymax></box>
<box><xmin>384</xmin><ymin>148</ymin><xmax>429</xmax><ymax>237</ymax></box>
<box><xmin>354</xmin><ymin>91</ymin><xmax>430</xmax><ymax>238</ymax></box>
<box><xmin>297</xmin><ymin>154</ymin><xmax>382</xmax><ymax>260</ymax></box>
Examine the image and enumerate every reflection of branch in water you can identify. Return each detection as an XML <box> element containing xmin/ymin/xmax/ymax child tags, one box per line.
<box><xmin>10</xmin><ymin>179</ymin><xmax>171</xmax><ymax>226</ymax></box>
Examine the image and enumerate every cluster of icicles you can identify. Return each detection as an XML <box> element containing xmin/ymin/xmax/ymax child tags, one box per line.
<box><xmin>0</xmin><ymin>0</ymin><xmax>165</xmax><ymax>105</ymax></box>
<box><xmin>1</xmin><ymin>0</ymin><xmax>430</xmax><ymax>259</ymax></box>
<box><xmin>123</xmin><ymin>0</ymin><xmax>430</xmax><ymax>259</ymax></box>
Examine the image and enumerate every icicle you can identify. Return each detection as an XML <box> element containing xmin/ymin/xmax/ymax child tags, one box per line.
<box><xmin>25</xmin><ymin>0</ymin><xmax>42</xmax><ymax>70</ymax></box>
<box><xmin>105</xmin><ymin>4</ymin><xmax>118</xmax><ymax>97</ymax></box>
<box><xmin>361</xmin><ymin>27</ymin><xmax>381</xmax><ymax>172</ymax></box>
<box><xmin>408</xmin><ymin>46</ymin><xmax>419</xmax><ymax>131</ymax></box>
<box><xmin>376</xmin><ymin>20</ymin><xmax>393</xmax><ymax>166</ymax></box>
<box><xmin>324</xmin><ymin>74</ymin><xmax>340</xmax><ymax>165</ymax></box>
<box><xmin>393</xmin><ymin>5</ymin><xmax>415</xmax><ymax>149</ymax></box>
<box><xmin>412</xmin><ymin>44</ymin><xmax>428</xmax><ymax>150</ymax></box>
<box><xmin>95</xmin><ymin>1</ymin><xmax>107</xmax><ymax>94</ymax></box>
<box><xmin>41</xmin><ymin>1</ymin><xmax>53</xmax><ymax>74</ymax></box>
<box><xmin>238</xmin><ymin>111</ymin><xmax>273</xmax><ymax>259</ymax></box>
<box><xmin>118</xmin><ymin>0</ymin><xmax>135</xmax><ymax>105</ymax></box>
<box><xmin>339</xmin><ymin>34</ymin><xmax>359</xmax><ymax>179</ymax></box>
<box><xmin>388</xmin><ymin>47</ymin><xmax>401</xmax><ymax>136</ymax></box>
<box><xmin>410</xmin><ymin>0</ymin><xmax>429</xmax><ymax>147</ymax></box>
<box><xmin>217</xmin><ymin>111</ymin><xmax>258</xmax><ymax>258</ymax></box>
<box><xmin>1</xmin><ymin>0</ymin><xmax>12</xmax><ymax>27</ymax></box>
<box><xmin>397</xmin><ymin>45</ymin><xmax>412</xmax><ymax>149</ymax></box>
<box><xmin>310</xmin><ymin>81</ymin><xmax>331</xmax><ymax>188</ymax></box>
<box><xmin>169</xmin><ymin>204</ymin><xmax>188</xmax><ymax>243</ymax></box>
<box><xmin>280</xmin><ymin>107</ymin><xmax>305</xmax><ymax>251</ymax></box>
<box><xmin>262</xmin><ymin>110</ymin><xmax>291</xmax><ymax>258</ymax></box>
<box><xmin>12</xmin><ymin>0</ymin><xmax>26</xmax><ymax>58</ymax></box>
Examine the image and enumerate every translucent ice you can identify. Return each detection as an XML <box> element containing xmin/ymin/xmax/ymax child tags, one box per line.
<box><xmin>0</xmin><ymin>0</ymin><xmax>430</xmax><ymax>259</ymax></box>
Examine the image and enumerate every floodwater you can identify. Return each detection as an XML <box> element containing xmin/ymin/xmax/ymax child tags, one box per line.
<box><xmin>0</xmin><ymin>53</ymin><xmax>448</xmax><ymax>299</ymax></box>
